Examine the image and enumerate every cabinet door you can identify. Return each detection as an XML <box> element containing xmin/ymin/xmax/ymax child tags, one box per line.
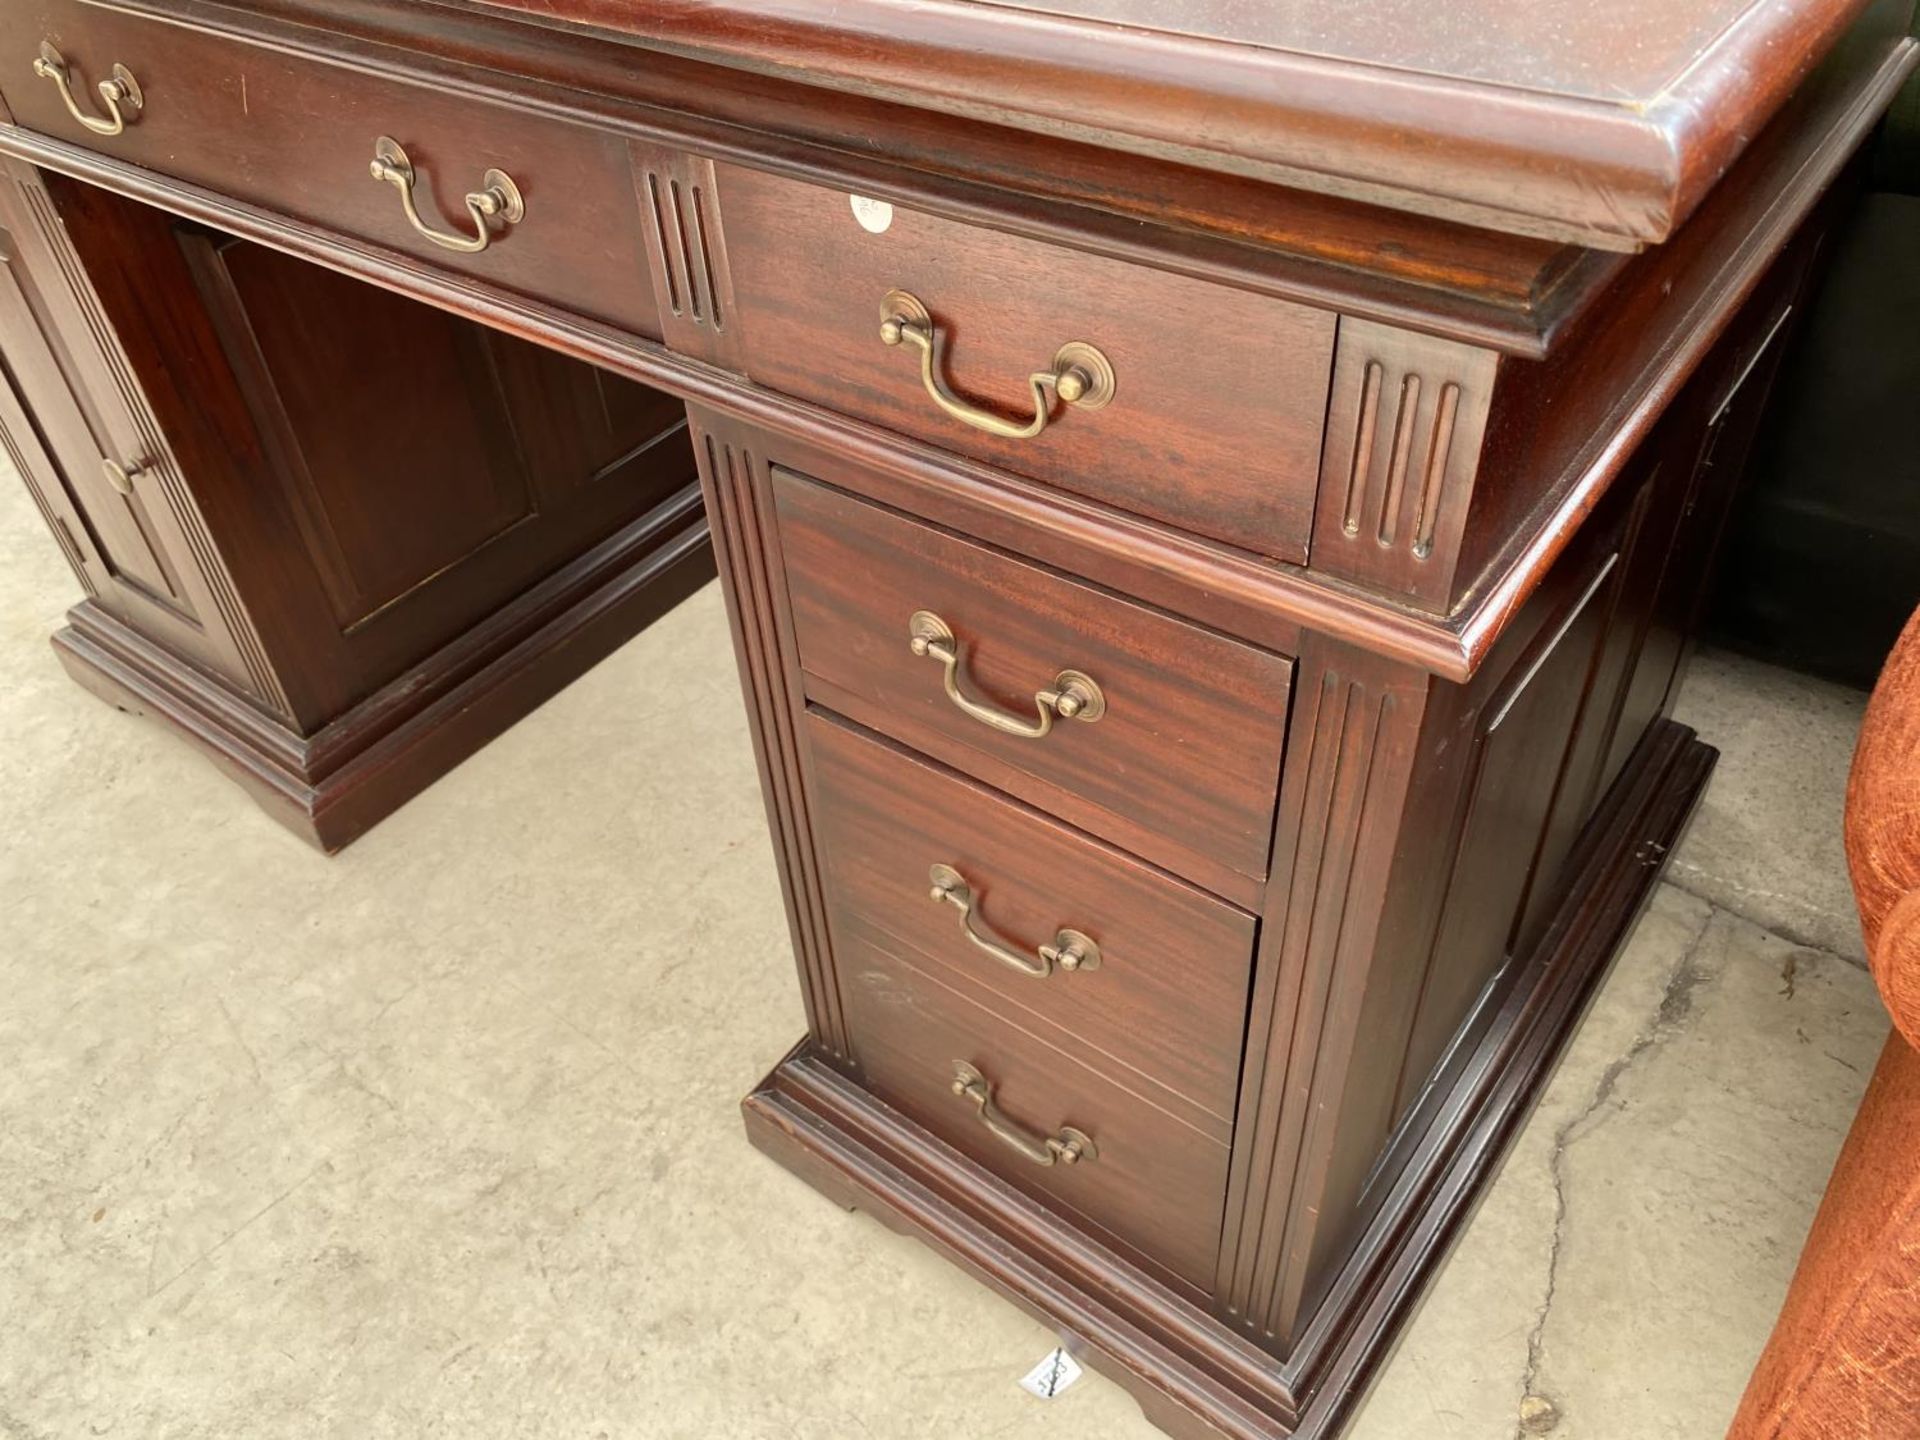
<box><xmin>0</xmin><ymin>160</ymin><xmax>265</xmax><ymax>699</ymax></box>
<box><xmin>38</xmin><ymin>172</ymin><xmax>698</xmax><ymax>732</ymax></box>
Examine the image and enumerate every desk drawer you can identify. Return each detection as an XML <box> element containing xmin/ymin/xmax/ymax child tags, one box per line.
<box><xmin>807</xmin><ymin>711</ymin><xmax>1254</xmax><ymax>1137</ymax></box>
<box><xmin>0</xmin><ymin>1</ymin><xmax>660</xmax><ymax>335</ymax></box>
<box><xmin>840</xmin><ymin>931</ymin><xmax>1230</xmax><ymax>1293</ymax></box>
<box><xmin>773</xmin><ymin>469</ymin><xmax>1294</xmax><ymax>902</ymax></box>
<box><xmin>718</xmin><ymin>162</ymin><xmax>1336</xmax><ymax>563</ymax></box>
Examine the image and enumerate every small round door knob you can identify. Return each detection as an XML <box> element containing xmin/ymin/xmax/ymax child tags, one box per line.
<box><xmin>101</xmin><ymin>457</ymin><xmax>148</xmax><ymax>497</ymax></box>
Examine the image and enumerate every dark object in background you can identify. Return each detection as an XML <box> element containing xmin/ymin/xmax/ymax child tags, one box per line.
<box><xmin>1710</xmin><ymin>58</ymin><xmax>1920</xmax><ymax>690</ymax></box>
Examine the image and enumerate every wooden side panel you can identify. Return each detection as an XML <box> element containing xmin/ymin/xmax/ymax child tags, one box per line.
<box><xmin>1310</xmin><ymin>320</ymin><xmax>1498</xmax><ymax>610</ymax></box>
<box><xmin>187</xmin><ymin>231</ymin><xmax>537</xmax><ymax>630</ymax></box>
<box><xmin>1214</xmin><ymin>229</ymin><xmax>1820</xmax><ymax>1364</ymax></box>
<box><xmin>1245</xmin><ymin>467</ymin><xmax>1697</xmax><ymax>1359</ymax></box>
<box><xmin>1391</xmin><ymin>544</ymin><xmax>1629</xmax><ymax>1123</ymax></box>
<box><xmin>630</xmin><ymin>142</ymin><xmax>748</xmax><ymax>371</ymax></box>
<box><xmin>1598</xmin><ymin>289</ymin><xmax>1803</xmax><ymax>791</ymax></box>
<box><xmin>689</xmin><ymin>406</ymin><xmax>849</xmax><ymax>1062</ymax></box>
<box><xmin>479</xmin><ymin>334</ymin><xmax>692</xmax><ymax>504</ymax></box>
<box><xmin>1219</xmin><ymin>511</ymin><xmax>1642</xmax><ymax>1357</ymax></box>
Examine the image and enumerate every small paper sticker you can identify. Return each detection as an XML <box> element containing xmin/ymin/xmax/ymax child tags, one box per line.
<box><xmin>849</xmin><ymin>194</ymin><xmax>894</xmax><ymax>234</ymax></box>
<box><xmin>1018</xmin><ymin>1347</ymin><xmax>1083</xmax><ymax>1400</ymax></box>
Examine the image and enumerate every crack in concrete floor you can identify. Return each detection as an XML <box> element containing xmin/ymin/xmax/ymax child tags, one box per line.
<box><xmin>1663</xmin><ymin>868</ymin><xmax>1866</xmax><ymax>971</ymax></box>
<box><xmin>1515</xmin><ymin>902</ymin><xmax>1719</xmax><ymax>1437</ymax></box>
<box><xmin>1350</xmin><ymin>880</ymin><xmax>1884</xmax><ymax>1440</ymax></box>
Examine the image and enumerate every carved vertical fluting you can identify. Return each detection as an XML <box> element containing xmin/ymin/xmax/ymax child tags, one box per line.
<box><xmin>690</xmin><ymin>408</ymin><xmax>848</xmax><ymax>1060</ymax></box>
<box><xmin>1215</xmin><ymin>637</ymin><xmax>1432</xmax><ymax>1356</ymax></box>
<box><xmin>1312</xmin><ymin>317</ymin><xmax>1496</xmax><ymax>612</ymax></box>
<box><xmin>646</xmin><ymin>149</ymin><xmax>793</xmax><ymax>1022</ymax></box>
<box><xmin>631</xmin><ymin>143</ymin><xmax>748</xmax><ymax>372</ymax></box>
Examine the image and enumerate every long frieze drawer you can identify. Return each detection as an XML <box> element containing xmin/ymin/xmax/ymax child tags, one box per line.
<box><xmin>807</xmin><ymin>711</ymin><xmax>1255</xmax><ymax>1137</ymax></box>
<box><xmin>772</xmin><ymin>469</ymin><xmax>1294</xmax><ymax>902</ymax></box>
<box><xmin>717</xmin><ymin>162</ymin><xmax>1335</xmax><ymax>564</ymax></box>
<box><xmin>840</xmin><ymin>931</ymin><xmax>1231</xmax><ymax>1293</ymax></box>
<box><xmin>0</xmin><ymin>2</ymin><xmax>660</xmax><ymax>336</ymax></box>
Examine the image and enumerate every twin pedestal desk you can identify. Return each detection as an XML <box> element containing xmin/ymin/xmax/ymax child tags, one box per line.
<box><xmin>2</xmin><ymin>2</ymin><xmax>1913</xmax><ymax>1436</ymax></box>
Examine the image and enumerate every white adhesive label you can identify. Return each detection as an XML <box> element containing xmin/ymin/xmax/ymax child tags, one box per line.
<box><xmin>849</xmin><ymin>194</ymin><xmax>894</xmax><ymax>234</ymax></box>
<box><xmin>1017</xmin><ymin>1348</ymin><xmax>1083</xmax><ymax>1400</ymax></box>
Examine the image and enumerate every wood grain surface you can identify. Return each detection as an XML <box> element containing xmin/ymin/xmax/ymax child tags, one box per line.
<box><xmin>465</xmin><ymin>0</ymin><xmax>1905</xmax><ymax>247</ymax></box>
<box><xmin>772</xmin><ymin>467</ymin><xmax>1295</xmax><ymax>903</ymax></box>
<box><xmin>807</xmin><ymin>710</ymin><xmax>1256</xmax><ymax>1139</ymax></box>
<box><xmin>0</xmin><ymin>0</ymin><xmax>661</xmax><ymax>334</ymax></box>
<box><xmin>838</xmin><ymin>928</ymin><xmax>1234</xmax><ymax>1295</ymax></box>
<box><xmin>719</xmin><ymin>162</ymin><xmax>1335</xmax><ymax>562</ymax></box>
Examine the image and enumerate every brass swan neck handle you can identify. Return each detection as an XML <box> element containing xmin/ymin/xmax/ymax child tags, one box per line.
<box><xmin>368</xmin><ymin>136</ymin><xmax>524</xmax><ymax>255</ymax></box>
<box><xmin>951</xmin><ymin>1062</ymin><xmax>1097</xmax><ymax>1167</ymax></box>
<box><xmin>879</xmin><ymin>289</ymin><xmax>1115</xmax><ymax>441</ymax></box>
<box><xmin>33</xmin><ymin>42</ymin><xmax>142</xmax><ymax>137</ymax></box>
<box><xmin>927</xmin><ymin>864</ymin><xmax>1101</xmax><ymax>979</ymax></box>
<box><xmin>908</xmin><ymin>610</ymin><xmax>1105</xmax><ymax>740</ymax></box>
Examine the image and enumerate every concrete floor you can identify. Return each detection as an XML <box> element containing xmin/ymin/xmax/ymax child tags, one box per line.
<box><xmin>0</xmin><ymin>460</ymin><xmax>1888</xmax><ymax>1440</ymax></box>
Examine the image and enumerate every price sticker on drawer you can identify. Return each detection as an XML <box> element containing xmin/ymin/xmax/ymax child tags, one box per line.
<box><xmin>849</xmin><ymin>194</ymin><xmax>895</xmax><ymax>234</ymax></box>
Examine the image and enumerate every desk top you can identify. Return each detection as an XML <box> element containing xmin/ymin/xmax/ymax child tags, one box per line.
<box><xmin>467</xmin><ymin>0</ymin><xmax>1892</xmax><ymax>248</ymax></box>
<box><xmin>952</xmin><ymin>0</ymin><xmax>1805</xmax><ymax>101</ymax></box>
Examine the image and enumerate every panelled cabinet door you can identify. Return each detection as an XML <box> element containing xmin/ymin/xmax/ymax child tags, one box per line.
<box><xmin>0</xmin><ymin>237</ymin><xmax>173</xmax><ymax>606</ymax></box>
<box><xmin>0</xmin><ymin>163</ymin><xmax>258</xmax><ymax>696</ymax></box>
<box><xmin>21</xmin><ymin>167</ymin><xmax>699</xmax><ymax>734</ymax></box>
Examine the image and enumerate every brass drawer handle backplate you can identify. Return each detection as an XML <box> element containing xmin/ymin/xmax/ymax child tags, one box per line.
<box><xmin>927</xmin><ymin>863</ymin><xmax>1101</xmax><ymax>979</ymax></box>
<box><xmin>368</xmin><ymin>136</ymin><xmax>524</xmax><ymax>255</ymax></box>
<box><xmin>879</xmin><ymin>289</ymin><xmax>1115</xmax><ymax>441</ymax></box>
<box><xmin>908</xmin><ymin>610</ymin><xmax>1105</xmax><ymax>739</ymax></box>
<box><xmin>33</xmin><ymin>42</ymin><xmax>142</xmax><ymax>137</ymax></box>
<box><xmin>951</xmin><ymin>1061</ymin><xmax>1097</xmax><ymax>1167</ymax></box>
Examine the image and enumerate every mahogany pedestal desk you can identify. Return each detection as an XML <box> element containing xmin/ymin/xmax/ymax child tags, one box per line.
<box><xmin>1</xmin><ymin>3</ymin><xmax>1913</xmax><ymax>1436</ymax></box>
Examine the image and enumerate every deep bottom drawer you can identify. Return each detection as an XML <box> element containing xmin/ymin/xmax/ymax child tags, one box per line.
<box><xmin>840</xmin><ymin>932</ymin><xmax>1230</xmax><ymax>1294</ymax></box>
